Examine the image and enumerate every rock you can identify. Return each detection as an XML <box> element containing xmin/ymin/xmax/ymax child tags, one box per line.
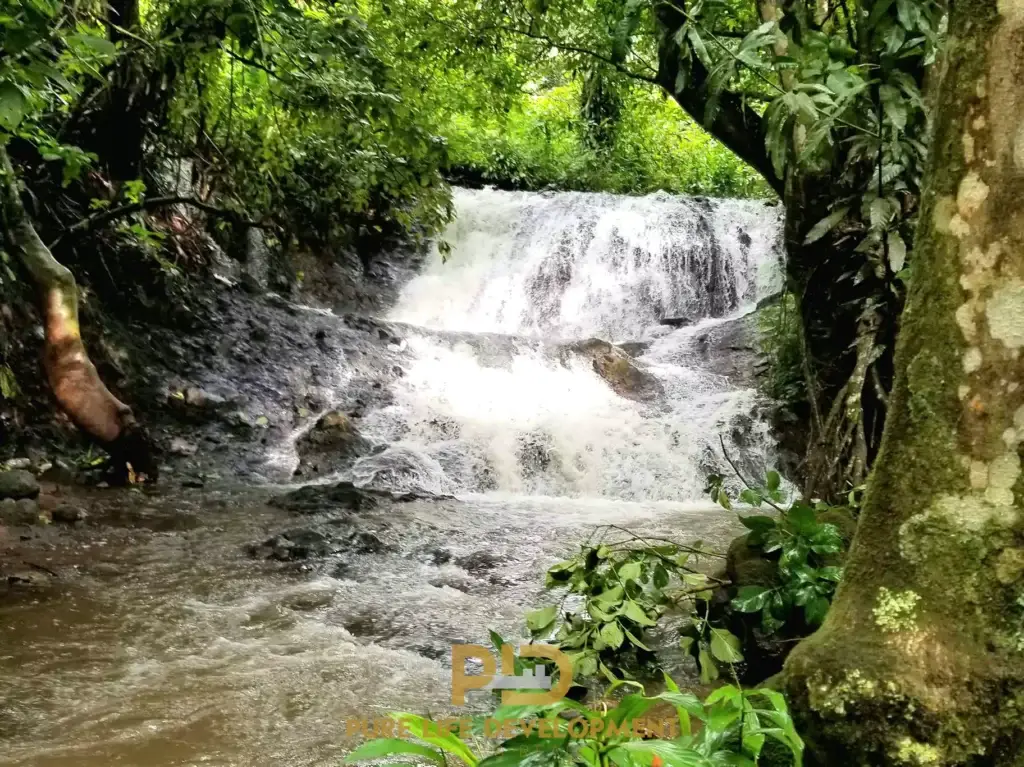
<box><xmin>226</xmin><ymin>410</ymin><xmax>255</xmax><ymax>432</ymax></box>
<box><xmin>817</xmin><ymin>507</ymin><xmax>858</xmax><ymax>544</ymax></box>
<box><xmin>416</xmin><ymin>545</ymin><xmax>452</xmax><ymax>565</ymax></box>
<box><xmin>270</xmin><ymin>480</ymin><xmax>452</xmax><ymax>514</ymax></box>
<box><xmin>37</xmin><ymin>458</ymin><xmax>78</xmax><ymax>485</ymax></box>
<box><xmin>726</xmin><ymin>533</ymin><xmax>779</xmax><ymax>588</ymax></box>
<box><xmin>270</xmin><ymin>481</ymin><xmax>381</xmax><ymax>514</ymax></box>
<box><xmin>561</xmin><ymin>339</ymin><xmax>664</xmax><ymax>403</ymax></box>
<box><xmin>170</xmin><ymin>438</ymin><xmax>198</xmax><ymax>457</ymax></box>
<box><xmin>170</xmin><ymin>385</ymin><xmax>236</xmax><ymax>420</ymax></box>
<box><xmin>250</xmin><ymin>528</ymin><xmax>337</xmax><ymax>560</ymax></box>
<box><xmin>0</xmin><ymin>498</ymin><xmax>39</xmax><ymax>525</ymax></box>
<box><xmin>52</xmin><ymin>504</ymin><xmax>88</xmax><ymax>524</ymax></box>
<box><xmin>6</xmin><ymin>571</ymin><xmax>51</xmax><ymax>589</ymax></box>
<box><xmin>348</xmin><ymin>530</ymin><xmax>395</xmax><ymax>555</ymax></box>
<box><xmin>659</xmin><ymin>316</ymin><xmax>694</xmax><ymax>328</ymax></box>
<box><xmin>0</xmin><ymin>470</ymin><xmax>39</xmax><ymax>500</ymax></box>
<box><xmin>3</xmin><ymin>458</ymin><xmax>31</xmax><ymax>470</ymax></box>
<box><xmin>294</xmin><ymin>411</ymin><xmax>372</xmax><ymax>477</ymax></box>
<box><xmin>456</xmin><ymin>550</ymin><xmax>503</xmax><ymax>575</ymax></box>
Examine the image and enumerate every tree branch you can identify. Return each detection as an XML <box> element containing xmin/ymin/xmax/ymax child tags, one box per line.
<box><xmin>49</xmin><ymin>196</ymin><xmax>268</xmax><ymax>250</ymax></box>
<box><xmin>484</xmin><ymin>25</ymin><xmax>660</xmax><ymax>85</ymax></box>
<box><xmin>653</xmin><ymin>1</ymin><xmax>784</xmax><ymax>196</ymax></box>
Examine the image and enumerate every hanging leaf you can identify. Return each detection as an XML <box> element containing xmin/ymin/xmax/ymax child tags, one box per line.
<box><xmin>887</xmin><ymin>231</ymin><xmax>907</xmax><ymax>272</ymax></box>
<box><xmin>0</xmin><ymin>82</ymin><xmax>27</xmax><ymax>132</ymax></box>
<box><xmin>803</xmin><ymin>206</ymin><xmax>849</xmax><ymax>244</ymax></box>
<box><xmin>698</xmin><ymin>646</ymin><xmax>719</xmax><ymax>683</ymax></box>
<box><xmin>709</xmin><ymin>629</ymin><xmax>744</xmax><ymax>663</ymax></box>
<box><xmin>69</xmin><ymin>33</ymin><xmax>118</xmax><ymax>58</ymax></box>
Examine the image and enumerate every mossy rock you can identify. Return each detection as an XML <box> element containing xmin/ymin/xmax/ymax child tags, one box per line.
<box><xmin>727</xmin><ymin>533</ymin><xmax>780</xmax><ymax>588</ymax></box>
<box><xmin>816</xmin><ymin>507</ymin><xmax>857</xmax><ymax>544</ymax></box>
<box><xmin>295</xmin><ymin>410</ymin><xmax>372</xmax><ymax>477</ymax></box>
<box><xmin>561</xmin><ymin>338</ymin><xmax>664</xmax><ymax>402</ymax></box>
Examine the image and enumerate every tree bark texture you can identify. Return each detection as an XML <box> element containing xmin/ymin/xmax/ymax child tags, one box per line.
<box><xmin>782</xmin><ymin>0</ymin><xmax>1024</xmax><ymax>762</ymax></box>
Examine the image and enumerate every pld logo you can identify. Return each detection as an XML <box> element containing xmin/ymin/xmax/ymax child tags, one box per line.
<box><xmin>451</xmin><ymin>644</ymin><xmax>573</xmax><ymax>705</ymax></box>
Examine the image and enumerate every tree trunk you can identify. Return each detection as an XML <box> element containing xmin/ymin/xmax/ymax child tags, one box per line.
<box><xmin>0</xmin><ymin>147</ymin><xmax>155</xmax><ymax>479</ymax></box>
<box><xmin>782</xmin><ymin>0</ymin><xmax>1024</xmax><ymax>762</ymax></box>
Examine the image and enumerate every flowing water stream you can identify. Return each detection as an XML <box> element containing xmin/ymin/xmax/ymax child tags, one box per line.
<box><xmin>0</xmin><ymin>188</ymin><xmax>783</xmax><ymax>767</ymax></box>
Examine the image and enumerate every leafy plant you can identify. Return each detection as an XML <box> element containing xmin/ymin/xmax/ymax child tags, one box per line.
<box><xmin>345</xmin><ymin>676</ymin><xmax>804</xmax><ymax>767</ymax></box>
<box><xmin>706</xmin><ymin>472</ymin><xmax>849</xmax><ymax>635</ymax></box>
<box><xmin>533</xmin><ymin>527</ymin><xmax>740</xmax><ymax>684</ymax></box>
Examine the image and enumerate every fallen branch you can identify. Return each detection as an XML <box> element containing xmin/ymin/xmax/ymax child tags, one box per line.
<box><xmin>49</xmin><ymin>195</ymin><xmax>269</xmax><ymax>250</ymax></box>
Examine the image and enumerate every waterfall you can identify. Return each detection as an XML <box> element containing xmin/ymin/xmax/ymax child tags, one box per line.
<box><xmin>351</xmin><ymin>187</ymin><xmax>784</xmax><ymax>501</ymax></box>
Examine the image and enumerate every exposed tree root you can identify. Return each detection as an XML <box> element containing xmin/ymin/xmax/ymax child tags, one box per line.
<box><xmin>804</xmin><ymin>306</ymin><xmax>882</xmax><ymax>498</ymax></box>
<box><xmin>1</xmin><ymin>146</ymin><xmax>156</xmax><ymax>479</ymax></box>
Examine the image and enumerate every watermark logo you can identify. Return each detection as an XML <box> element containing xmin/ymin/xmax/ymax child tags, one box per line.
<box><xmin>451</xmin><ymin>644</ymin><xmax>573</xmax><ymax>705</ymax></box>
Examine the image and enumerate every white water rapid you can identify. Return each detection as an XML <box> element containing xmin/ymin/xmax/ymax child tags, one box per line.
<box><xmin>351</xmin><ymin>188</ymin><xmax>785</xmax><ymax>501</ymax></box>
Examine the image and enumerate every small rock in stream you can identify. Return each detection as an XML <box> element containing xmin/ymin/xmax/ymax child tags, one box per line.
<box><xmin>0</xmin><ymin>470</ymin><xmax>40</xmax><ymax>500</ymax></box>
<box><xmin>51</xmin><ymin>504</ymin><xmax>88</xmax><ymax>524</ymax></box>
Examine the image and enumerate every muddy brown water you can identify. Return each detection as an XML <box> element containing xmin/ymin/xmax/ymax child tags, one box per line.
<box><xmin>0</xmin><ymin>486</ymin><xmax>736</xmax><ymax>767</ymax></box>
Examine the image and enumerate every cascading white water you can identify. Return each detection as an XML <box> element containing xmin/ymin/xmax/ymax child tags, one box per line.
<box><xmin>351</xmin><ymin>187</ymin><xmax>784</xmax><ymax>501</ymax></box>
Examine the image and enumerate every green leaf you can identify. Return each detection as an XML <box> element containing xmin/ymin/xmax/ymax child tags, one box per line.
<box><xmin>739</xmin><ymin>515</ymin><xmax>776</xmax><ymax>533</ymax></box>
<box><xmin>607</xmin><ymin>739</ymin><xmax>707</xmax><ymax>767</ymax></box>
<box><xmin>709</xmin><ymin>629</ymin><xmax>744</xmax><ymax>663</ymax></box>
<box><xmin>618</xmin><ymin>561</ymin><xmax>642</xmax><ymax>582</ymax></box>
<box><xmin>739</xmin><ymin>488</ymin><xmax>762</xmax><ymax>506</ymax></box>
<box><xmin>698</xmin><ymin>646</ymin><xmax>719</xmax><ymax>684</ymax></box>
<box><xmin>0</xmin><ymin>82</ymin><xmax>27</xmax><ymax>131</ymax></box>
<box><xmin>732</xmin><ymin>586</ymin><xmax>772</xmax><ymax>613</ymax></box>
<box><xmin>805</xmin><ymin>596</ymin><xmax>830</xmax><ymax>625</ymax></box>
<box><xmin>393</xmin><ymin>714</ymin><xmax>479</xmax><ymax>767</ymax></box>
<box><xmin>887</xmin><ymin>231</ymin><xmax>907</xmax><ymax>272</ymax></box>
<box><xmin>766</xmin><ymin>470</ymin><xmax>781</xmax><ymax>491</ymax></box>
<box><xmin>717</xmin><ymin>488</ymin><xmax>732</xmax><ymax>510</ymax></box>
<box><xmin>70</xmin><ymin>33</ymin><xmax>117</xmax><ymax>57</ymax></box>
<box><xmin>344</xmin><ymin>738</ymin><xmax>445</xmax><ymax>766</ymax></box>
<box><xmin>623</xmin><ymin>627</ymin><xmax>651</xmax><ymax>651</ymax></box>
<box><xmin>653</xmin><ymin>564</ymin><xmax>670</xmax><ymax>589</ymax></box>
<box><xmin>595</xmin><ymin>585</ymin><xmax>624</xmax><ymax>606</ymax></box>
<box><xmin>588</xmin><ymin>601</ymin><xmax>615</xmax><ymax>622</ymax></box>
<box><xmin>787</xmin><ymin>504</ymin><xmax>817</xmax><ymax>536</ymax></box>
<box><xmin>622</xmin><ymin>600</ymin><xmax>657</xmax><ymax>627</ymax></box>
<box><xmin>600</xmin><ymin>621</ymin><xmax>625</xmax><ymax>649</ymax></box>
<box><xmin>526</xmin><ymin>605</ymin><xmax>558</xmax><ymax>633</ymax></box>
<box><xmin>804</xmin><ymin>206</ymin><xmax>849</xmax><ymax>244</ymax></box>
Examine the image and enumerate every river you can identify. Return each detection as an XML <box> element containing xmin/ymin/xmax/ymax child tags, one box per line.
<box><xmin>0</xmin><ymin>188</ymin><xmax>783</xmax><ymax>766</ymax></box>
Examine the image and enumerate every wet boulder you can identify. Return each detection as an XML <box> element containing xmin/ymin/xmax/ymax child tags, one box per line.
<box><xmin>270</xmin><ymin>481</ymin><xmax>383</xmax><ymax>513</ymax></box>
<box><xmin>249</xmin><ymin>528</ymin><xmax>338</xmax><ymax>561</ymax></box>
<box><xmin>294</xmin><ymin>411</ymin><xmax>372</xmax><ymax>477</ymax></box>
<box><xmin>561</xmin><ymin>339</ymin><xmax>664</xmax><ymax>403</ymax></box>
<box><xmin>0</xmin><ymin>470</ymin><xmax>39</xmax><ymax>501</ymax></box>
<box><xmin>0</xmin><ymin>497</ymin><xmax>42</xmax><ymax>525</ymax></box>
<box><xmin>726</xmin><ymin>533</ymin><xmax>779</xmax><ymax>589</ymax></box>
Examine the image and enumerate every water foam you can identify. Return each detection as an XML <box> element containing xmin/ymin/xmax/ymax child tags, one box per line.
<box><xmin>351</xmin><ymin>188</ymin><xmax>783</xmax><ymax>501</ymax></box>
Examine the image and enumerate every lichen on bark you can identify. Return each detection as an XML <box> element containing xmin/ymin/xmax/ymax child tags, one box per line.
<box><xmin>780</xmin><ymin>0</ymin><xmax>1024</xmax><ymax>762</ymax></box>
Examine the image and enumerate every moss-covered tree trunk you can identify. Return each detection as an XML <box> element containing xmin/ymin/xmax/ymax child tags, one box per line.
<box><xmin>782</xmin><ymin>0</ymin><xmax>1024</xmax><ymax>762</ymax></box>
<box><xmin>0</xmin><ymin>147</ymin><xmax>155</xmax><ymax>478</ymax></box>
